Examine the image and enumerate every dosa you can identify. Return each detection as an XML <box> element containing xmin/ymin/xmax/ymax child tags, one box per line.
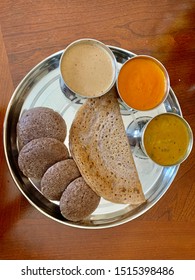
<box><xmin>69</xmin><ymin>88</ymin><xmax>145</xmax><ymax>204</ymax></box>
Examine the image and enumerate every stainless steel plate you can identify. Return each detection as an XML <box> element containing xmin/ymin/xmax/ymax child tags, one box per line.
<box><xmin>3</xmin><ymin>46</ymin><xmax>181</xmax><ymax>229</ymax></box>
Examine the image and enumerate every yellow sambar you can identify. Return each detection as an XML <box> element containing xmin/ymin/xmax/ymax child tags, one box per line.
<box><xmin>143</xmin><ymin>113</ymin><xmax>193</xmax><ymax>166</ymax></box>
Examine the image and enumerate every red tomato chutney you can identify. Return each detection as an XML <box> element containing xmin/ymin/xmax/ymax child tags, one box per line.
<box><xmin>117</xmin><ymin>56</ymin><xmax>169</xmax><ymax>111</ymax></box>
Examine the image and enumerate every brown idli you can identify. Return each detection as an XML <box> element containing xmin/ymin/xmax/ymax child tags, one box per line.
<box><xmin>60</xmin><ymin>177</ymin><xmax>100</xmax><ymax>222</ymax></box>
<box><xmin>17</xmin><ymin>107</ymin><xmax>67</xmax><ymax>149</ymax></box>
<box><xmin>69</xmin><ymin>87</ymin><xmax>145</xmax><ymax>205</ymax></box>
<box><xmin>41</xmin><ymin>159</ymin><xmax>80</xmax><ymax>200</ymax></box>
<box><xmin>18</xmin><ymin>137</ymin><xmax>69</xmax><ymax>179</ymax></box>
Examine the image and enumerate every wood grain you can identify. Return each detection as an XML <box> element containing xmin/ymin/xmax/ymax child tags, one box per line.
<box><xmin>0</xmin><ymin>0</ymin><xmax>195</xmax><ymax>260</ymax></box>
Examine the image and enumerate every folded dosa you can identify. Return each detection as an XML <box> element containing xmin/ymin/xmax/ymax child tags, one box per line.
<box><xmin>69</xmin><ymin>88</ymin><xmax>145</xmax><ymax>204</ymax></box>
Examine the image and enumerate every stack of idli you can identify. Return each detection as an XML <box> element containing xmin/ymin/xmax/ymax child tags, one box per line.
<box><xmin>17</xmin><ymin>107</ymin><xmax>100</xmax><ymax>222</ymax></box>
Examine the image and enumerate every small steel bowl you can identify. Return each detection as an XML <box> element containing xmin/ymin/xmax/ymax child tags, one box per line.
<box><xmin>116</xmin><ymin>55</ymin><xmax>170</xmax><ymax>111</ymax></box>
<box><xmin>59</xmin><ymin>38</ymin><xmax>117</xmax><ymax>99</ymax></box>
<box><xmin>141</xmin><ymin>112</ymin><xmax>193</xmax><ymax>166</ymax></box>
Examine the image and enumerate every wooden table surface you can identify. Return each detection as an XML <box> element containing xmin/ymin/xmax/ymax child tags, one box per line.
<box><xmin>0</xmin><ymin>0</ymin><xmax>195</xmax><ymax>260</ymax></box>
